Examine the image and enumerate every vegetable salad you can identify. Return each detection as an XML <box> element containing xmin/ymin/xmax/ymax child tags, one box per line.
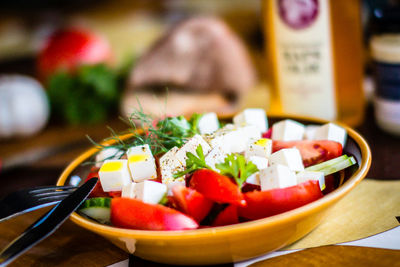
<box><xmin>78</xmin><ymin>108</ymin><xmax>356</xmax><ymax>230</ymax></box>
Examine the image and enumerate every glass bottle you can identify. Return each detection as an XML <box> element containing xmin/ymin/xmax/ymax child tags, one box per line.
<box><xmin>264</xmin><ymin>0</ymin><xmax>365</xmax><ymax>126</ymax></box>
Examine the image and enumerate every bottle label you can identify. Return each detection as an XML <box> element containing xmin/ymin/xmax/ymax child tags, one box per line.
<box><xmin>272</xmin><ymin>0</ymin><xmax>337</xmax><ymax>120</ymax></box>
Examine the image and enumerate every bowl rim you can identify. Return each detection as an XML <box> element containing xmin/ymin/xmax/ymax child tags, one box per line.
<box><xmin>57</xmin><ymin>114</ymin><xmax>371</xmax><ymax>239</ymax></box>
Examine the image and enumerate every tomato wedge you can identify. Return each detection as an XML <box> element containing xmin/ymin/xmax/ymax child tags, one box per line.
<box><xmin>111</xmin><ymin>198</ymin><xmax>198</xmax><ymax>230</ymax></box>
<box><xmin>262</xmin><ymin>128</ymin><xmax>272</xmax><ymax>139</ymax></box>
<box><xmin>212</xmin><ymin>205</ymin><xmax>239</xmax><ymax>227</ymax></box>
<box><xmin>238</xmin><ymin>180</ymin><xmax>323</xmax><ymax>220</ymax></box>
<box><xmin>272</xmin><ymin>140</ymin><xmax>343</xmax><ymax>167</ymax></box>
<box><xmin>190</xmin><ymin>169</ymin><xmax>246</xmax><ymax>206</ymax></box>
<box><xmin>85</xmin><ymin>171</ymin><xmax>108</xmax><ymax>198</ymax></box>
<box><xmin>172</xmin><ymin>185</ymin><xmax>213</xmax><ymax>222</ymax></box>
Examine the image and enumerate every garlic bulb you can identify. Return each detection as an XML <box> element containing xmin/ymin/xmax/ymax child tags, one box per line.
<box><xmin>0</xmin><ymin>75</ymin><xmax>49</xmax><ymax>138</ymax></box>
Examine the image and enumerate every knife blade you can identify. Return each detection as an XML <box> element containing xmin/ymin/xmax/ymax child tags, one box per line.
<box><xmin>0</xmin><ymin>178</ymin><xmax>97</xmax><ymax>266</ymax></box>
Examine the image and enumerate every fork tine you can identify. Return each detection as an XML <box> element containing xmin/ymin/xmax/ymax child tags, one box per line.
<box><xmin>34</xmin><ymin>189</ymin><xmax>77</xmax><ymax>198</ymax></box>
<box><xmin>37</xmin><ymin>192</ymin><xmax>73</xmax><ymax>202</ymax></box>
<box><xmin>29</xmin><ymin>185</ymin><xmax>78</xmax><ymax>194</ymax></box>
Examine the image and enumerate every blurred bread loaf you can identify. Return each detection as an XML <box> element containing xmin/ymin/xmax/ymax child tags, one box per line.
<box><xmin>122</xmin><ymin>16</ymin><xmax>256</xmax><ymax>117</ymax></box>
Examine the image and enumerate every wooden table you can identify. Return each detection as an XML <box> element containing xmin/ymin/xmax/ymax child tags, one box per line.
<box><xmin>0</xmin><ymin>59</ymin><xmax>399</xmax><ymax>266</ymax></box>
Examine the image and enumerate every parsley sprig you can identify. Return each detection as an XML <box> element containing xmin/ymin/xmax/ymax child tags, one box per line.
<box><xmin>172</xmin><ymin>144</ymin><xmax>259</xmax><ymax>189</ymax></box>
<box><xmin>173</xmin><ymin>145</ymin><xmax>211</xmax><ymax>178</ymax></box>
<box><xmin>215</xmin><ymin>154</ymin><xmax>258</xmax><ymax>188</ymax></box>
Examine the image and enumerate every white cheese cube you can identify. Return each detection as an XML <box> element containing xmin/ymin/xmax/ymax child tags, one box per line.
<box><xmin>304</xmin><ymin>125</ymin><xmax>319</xmax><ymax>140</ymax></box>
<box><xmin>198</xmin><ymin>112</ymin><xmax>219</xmax><ymax>135</ymax></box>
<box><xmin>205</xmin><ymin>145</ymin><xmax>227</xmax><ymax>171</ymax></box>
<box><xmin>126</xmin><ymin>144</ymin><xmax>157</xmax><ymax>182</ymax></box>
<box><xmin>247</xmin><ymin>156</ymin><xmax>269</xmax><ymax>170</ymax></box>
<box><xmin>246</xmin><ymin>156</ymin><xmax>268</xmax><ymax>186</ymax></box>
<box><xmin>121</xmin><ymin>182</ymin><xmax>137</xmax><ymax>199</ymax></box>
<box><xmin>134</xmin><ymin>180</ymin><xmax>167</xmax><ymax>204</ymax></box>
<box><xmin>98</xmin><ymin>160</ymin><xmax>131</xmax><ymax>192</ymax></box>
<box><xmin>174</xmin><ymin>134</ymin><xmax>211</xmax><ymax>168</ymax></box>
<box><xmin>229</xmin><ymin>125</ymin><xmax>262</xmax><ymax>154</ymax></box>
<box><xmin>314</xmin><ymin>123</ymin><xmax>347</xmax><ymax>147</ymax></box>
<box><xmin>160</xmin><ymin>147</ymin><xmax>184</xmax><ymax>184</ymax></box>
<box><xmin>259</xmin><ymin>164</ymin><xmax>297</xmax><ymax>191</ymax></box>
<box><xmin>245</xmin><ymin>138</ymin><xmax>272</xmax><ymax>159</ymax></box>
<box><xmin>246</xmin><ymin>172</ymin><xmax>260</xmax><ymax>185</ymax></box>
<box><xmin>240</xmin><ymin>125</ymin><xmax>262</xmax><ymax>141</ymax></box>
<box><xmin>296</xmin><ymin>171</ymin><xmax>325</xmax><ymax>191</ymax></box>
<box><xmin>206</xmin><ymin>124</ymin><xmax>261</xmax><ymax>154</ymax></box>
<box><xmin>272</xmin><ymin>119</ymin><xmax>305</xmax><ymax>141</ymax></box>
<box><xmin>269</xmin><ymin>148</ymin><xmax>304</xmax><ymax>172</ymax></box>
<box><xmin>233</xmin><ymin>108</ymin><xmax>268</xmax><ymax>133</ymax></box>
<box><xmin>95</xmin><ymin>147</ymin><xmax>124</xmax><ymax>167</ymax></box>
<box><xmin>205</xmin><ymin>127</ymin><xmax>237</xmax><ymax>153</ymax></box>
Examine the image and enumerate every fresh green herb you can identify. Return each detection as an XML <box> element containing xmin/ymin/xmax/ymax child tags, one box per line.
<box><xmin>189</xmin><ymin>113</ymin><xmax>203</xmax><ymax>135</ymax></box>
<box><xmin>173</xmin><ymin>145</ymin><xmax>212</xmax><ymax>178</ymax></box>
<box><xmin>87</xmin><ymin>104</ymin><xmax>205</xmax><ymax>161</ymax></box>
<box><xmin>158</xmin><ymin>193</ymin><xmax>169</xmax><ymax>206</ymax></box>
<box><xmin>215</xmin><ymin>154</ymin><xmax>258</xmax><ymax>188</ymax></box>
<box><xmin>156</xmin><ymin>116</ymin><xmax>192</xmax><ymax>149</ymax></box>
<box><xmin>47</xmin><ymin>64</ymin><xmax>121</xmax><ymax>124</ymax></box>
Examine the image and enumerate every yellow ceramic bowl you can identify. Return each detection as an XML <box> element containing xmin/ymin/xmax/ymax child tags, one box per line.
<box><xmin>56</xmin><ymin>116</ymin><xmax>371</xmax><ymax>265</ymax></box>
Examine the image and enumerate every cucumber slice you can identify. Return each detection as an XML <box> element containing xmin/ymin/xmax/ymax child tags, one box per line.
<box><xmin>320</xmin><ymin>156</ymin><xmax>356</xmax><ymax>176</ymax></box>
<box><xmin>79</xmin><ymin>197</ymin><xmax>111</xmax><ymax>224</ymax></box>
<box><xmin>305</xmin><ymin>155</ymin><xmax>349</xmax><ymax>172</ymax></box>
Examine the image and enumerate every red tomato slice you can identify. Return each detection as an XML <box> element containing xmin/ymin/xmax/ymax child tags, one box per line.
<box><xmin>272</xmin><ymin>140</ymin><xmax>343</xmax><ymax>167</ymax></box>
<box><xmin>172</xmin><ymin>185</ymin><xmax>213</xmax><ymax>223</ymax></box>
<box><xmin>190</xmin><ymin>169</ymin><xmax>246</xmax><ymax>207</ymax></box>
<box><xmin>238</xmin><ymin>180</ymin><xmax>323</xmax><ymax>220</ymax></box>
<box><xmin>111</xmin><ymin>197</ymin><xmax>198</xmax><ymax>230</ymax></box>
<box><xmin>85</xmin><ymin>171</ymin><xmax>108</xmax><ymax>198</ymax></box>
<box><xmin>212</xmin><ymin>205</ymin><xmax>239</xmax><ymax>227</ymax></box>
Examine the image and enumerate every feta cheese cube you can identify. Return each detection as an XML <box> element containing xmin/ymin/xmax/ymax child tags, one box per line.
<box><xmin>246</xmin><ymin>156</ymin><xmax>268</xmax><ymax>186</ymax></box>
<box><xmin>246</xmin><ymin>172</ymin><xmax>260</xmax><ymax>185</ymax></box>
<box><xmin>247</xmin><ymin>156</ymin><xmax>269</xmax><ymax>170</ymax></box>
<box><xmin>121</xmin><ymin>182</ymin><xmax>137</xmax><ymax>198</ymax></box>
<box><xmin>233</xmin><ymin>108</ymin><xmax>268</xmax><ymax>133</ymax></box>
<box><xmin>245</xmin><ymin>138</ymin><xmax>272</xmax><ymax>159</ymax></box>
<box><xmin>269</xmin><ymin>148</ymin><xmax>304</xmax><ymax>172</ymax></box>
<box><xmin>98</xmin><ymin>160</ymin><xmax>131</xmax><ymax>192</ymax></box>
<box><xmin>95</xmin><ymin>147</ymin><xmax>124</xmax><ymax>167</ymax></box>
<box><xmin>205</xmin><ymin>145</ymin><xmax>227</xmax><ymax>171</ymax></box>
<box><xmin>205</xmin><ymin>124</ymin><xmax>261</xmax><ymax>154</ymax></box>
<box><xmin>304</xmin><ymin>125</ymin><xmax>319</xmax><ymax>140</ymax></box>
<box><xmin>197</xmin><ymin>112</ymin><xmax>219</xmax><ymax>135</ymax></box>
<box><xmin>296</xmin><ymin>171</ymin><xmax>325</xmax><ymax>191</ymax></box>
<box><xmin>314</xmin><ymin>123</ymin><xmax>347</xmax><ymax>147</ymax></box>
<box><xmin>160</xmin><ymin>147</ymin><xmax>184</xmax><ymax>184</ymax></box>
<box><xmin>272</xmin><ymin>119</ymin><xmax>305</xmax><ymax>141</ymax></box>
<box><xmin>259</xmin><ymin>164</ymin><xmax>297</xmax><ymax>191</ymax></box>
<box><xmin>134</xmin><ymin>180</ymin><xmax>167</xmax><ymax>204</ymax></box>
<box><xmin>127</xmin><ymin>144</ymin><xmax>157</xmax><ymax>182</ymax></box>
<box><xmin>174</xmin><ymin>135</ymin><xmax>211</xmax><ymax>168</ymax></box>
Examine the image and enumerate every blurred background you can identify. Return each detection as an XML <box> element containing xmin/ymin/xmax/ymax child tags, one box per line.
<box><xmin>1</xmin><ymin>0</ymin><xmax>400</xmax><ymax>191</ymax></box>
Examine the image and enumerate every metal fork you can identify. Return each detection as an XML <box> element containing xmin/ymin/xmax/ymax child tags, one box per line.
<box><xmin>0</xmin><ymin>185</ymin><xmax>78</xmax><ymax>222</ymax></box>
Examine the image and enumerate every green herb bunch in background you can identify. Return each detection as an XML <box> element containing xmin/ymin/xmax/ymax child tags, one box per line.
<box><xmin>47</xmin><ymin>64</ymin><xmax>122</xmax><ymax>125</ymax></box>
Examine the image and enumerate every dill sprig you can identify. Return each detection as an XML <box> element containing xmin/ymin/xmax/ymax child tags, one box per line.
<box><xmin>86</xmin><ymin>105</ymin><xmax>203</xmax><ymax>166</ymax></box>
